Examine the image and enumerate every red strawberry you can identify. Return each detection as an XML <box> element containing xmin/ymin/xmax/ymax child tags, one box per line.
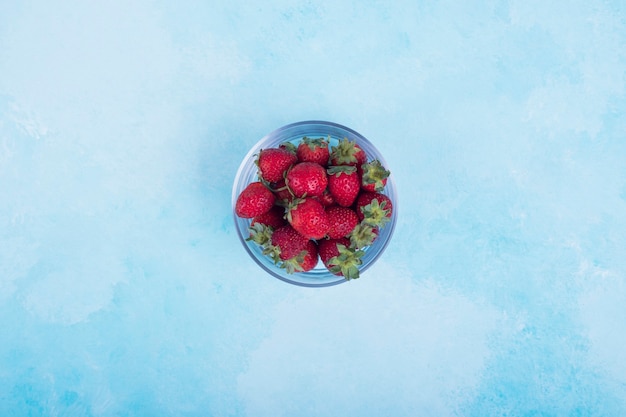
<box><xmin>315</xmin><ymin>188</ymin><xmax>335</xmax><ymax>207</ymax></box>
<box><xmin>257</xmin><ymin>148</ymin><xmax>297</xmax><ymax>183</ymax></box>
<box><xmin>251</xmin><ymin>205</ymin><xmax>287</xmax><ymax>229</ymax></box>
<box><xmin>326</xmin><ymin>206</ymin><xmax>359</xmax><ymax>239</ymax></box>
<box><xmin>330</xmin><ymin>137</ymin><xmax>367</xmax><ymax>166</ymax></box>
<box><xmin>267</xmin><ymin>224</ymin><xmax>309</xmax><ymax>263</ymax></box>
<box><xmin>349</xmin><ymin>223</ymin><xmax>379</xmax><ymax>249</ymax></box>
<box><xmin>355</xmin><ymin>191</ymin><xmax>393</xmax><ymax>227</ymax></box>
<box><xmin>281</xmin><ymin>240</ymin><xmax>319</xmax><ymax>273</ymax></box>
<box><xmin>297</xmin><ymin>136</ymin><xmax>330</xmax><ymax>166</ymax></box>
<box><xmin>318</xmin><ymin>237</ymin><xmax>364</xmax><ymax>279</ymax></box>
<box><xmin>269</xmin><ymin>178</ymin><xmax>294</xmax><ymax>204</ymax></box>
<box><xmin>235</xmin><ymin>182</ymin><xmax>275</xmax><ymax>218</ymax></box>
<box><xmin>285</xmin><ymin>162</ymin><xmax>328</xmax><ymax>198</ymax></box>
<box><xmin>361</xmin><ymin>159</ymin><xmax>390</xmax><ymax>192</ymax></box>
<box><xmin>327</xmin><ymin>165</ymin><xmax>360</xmax><ymax>207</ymax></box>
<box><xmin>286</xmin><ymin>198</ymin><xmax>330</xmax><ymax>240</ymax></box>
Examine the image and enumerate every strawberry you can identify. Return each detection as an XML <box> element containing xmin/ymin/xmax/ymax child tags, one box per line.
<box><xmin>297</xmin><ymin>136</ymin><xmax>330</xmax><ymax>166</ymax></box>
<box><xmin>251</xmin><ymin>205</ymin><xmax>287</xmax><ymax>229</ymax></box>
<box><xmin>286</xmin><ymin>197</ymin><xmax>330</xmax><ymax>240</ymax></box>
<box><xmin>269</xmin><ymin>178</ymin><xmax>294</xmax><ymax>205</ymax></box>
<box><xmin>318</xmin><ymin>237</ymin><xmax>364</xmax><ymax>279</ymax></box>
<box><xmin>315</xmin><ymin>188</ymin><xmax>335</xmax><ymax>208</ymax></box>
<box><xmin>355</xmin><ymin>191</ymin><xmax>393</xmax><ymax>227</ymax></box>
<box><xmin>285</xmin><ymin>162</ymin><xmax>328</xmax><ymax>198</ymax></box>
<box><xmin>327</xmin><ymin>165</ymin><xmax>360</xmax><ymax>207</ymax></box>
<box><xmin>266</xmin><ymin>224</ymin><xmax>309</xmax><ymax>263</ymax></box>
<box><xmin>281</xmin><ymin>240</ymin><xmax>319</xmax><ymax>273</ymax></box>
<box><xmin>279</xmin><ymin>141</ymin><xmax>297</xmax><ymax>153</ymax></box>
<box><xmin>349</xmin><ymin>222</ymin><xmax>379</xmax><ymax>249</ymax></box>
<box><xmin>361</xmin><ymin>159</ymin><xmax>390</xmax><ymax>192</ymax></box>
<box><xmin>326</xmin><ymin>206</ymin><xmax>359</xmax><ymax>239</ymax></box>
<box><xmin>235</xmin><ymin>182</ymin><xmax>275</xmax><ymax>218</ymax></box>
<box><xmin>257</xmin><ymin>148</ymin><xmax>297</xmax><ymax>183</ymax></box>
<box><xmin>330</xmin><ymin>137</ymin><xmax>367</xmax><ymax>166</ymax></box>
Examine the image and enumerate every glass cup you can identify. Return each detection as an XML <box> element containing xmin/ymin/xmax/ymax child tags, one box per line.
<box><xmin>232</xmin><ymin>120</ymin><xmax>397</xmax><ymax>287</ymax></box>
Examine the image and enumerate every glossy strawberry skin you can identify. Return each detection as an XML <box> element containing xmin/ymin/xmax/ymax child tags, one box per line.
<box><xmin>251</xmin><ymin>205</ymin><xmax>287</xmax><ymax>229</ymax></box>
<box><xmin>318</xmin><ymin>237</ymin><xmax>364</xmax><ymax>279</ymax></box>
<box><xmin>327</xmin><ymin>166</ymin><xmax>361</xmax><ymax>207</ymax></box>
<box><xmin>318</xmin><ymin>238</ymin><xmax>351</xmax><ymax>270</ymax></box>
<box><xmin>317</xmin><ymin>237</ymin><xmax>350</xmax><ymax>276</ymax></box>
<box><xmin>270</xmin><ymin>225</ymin><xmax>310</xmax><ymax>261</ymax></box>
<box><xmin>285</xmin><ymin>162</ymin><xmax>328</xmax><ymax>198</ymax></box>
<box><xmin>298</xmin><ymin>240</ymin><xmax>319</xmax><ymax>272</ymax></box>
<box><xmin>354</xmin><ymin>145</ymin><xmax>367</xmax><ymax>166</ymax></box>
<box><xmin>355</xmin><ymin>191</ymin><xmax>393</xmax><ymax>224</ymax></box>
<box><xmin>279</xmin><ymin>239</ymin><xmax>319</xmax><ymax>274</ymax></box>
<box><xmin>329</xmin><ymin>138</ymin><xmax>368</xmax><ymax>166</ymax></box>
<box><xmin>235</xmin><ymin>182</ymin><xmax>276</xmax><ymax>218</ymax></box>
<box><xmin>362</xmin><ymin>179</ymin><xmax>387</xmax><ymax>193</ymax></box>
<box><xmin>287</xmin><ymin>198</ymin><xmax>331</xmax><ymax>240</ymax></box>
<box><xmin>315</xmin><ymin>188</ymin><xmax>335</xmax><ymax>207</ymax></box>
<box><xmin>326</xmin><ymin>206</ymin><xmax>359</xmax><ymax>239</ymax></box>
<box><xmin>257</xmin><ymin>148</ymin><xmax>297</xmax><ymax>183</ymax></box>
<box><xmin>361</xmin><ymin>159</ymin><xmax>390</xmax><ymax>192</ymax></box>
<box><xmin>296</xmin><ymin>137</ymin><xmax>330</xmax><ymax>166</ymax></box>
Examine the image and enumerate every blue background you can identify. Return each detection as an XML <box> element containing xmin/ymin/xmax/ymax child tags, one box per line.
<box><xmin>1</xmin><ymin>1</ymin><xmax>626</xmax><ymax>415</ymax></box>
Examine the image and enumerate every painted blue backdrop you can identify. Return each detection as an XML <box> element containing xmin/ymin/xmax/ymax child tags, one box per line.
<box><xmin>1</xmin><ymin>1</ymin><xmax>625</xmax><ymax>416</ymax></box>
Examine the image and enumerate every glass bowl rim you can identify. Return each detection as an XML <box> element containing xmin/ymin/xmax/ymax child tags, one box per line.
<box><xmin>231</xmin><ymin>120</ymin><xmax>398</xmax><ymax>287</ymax></box>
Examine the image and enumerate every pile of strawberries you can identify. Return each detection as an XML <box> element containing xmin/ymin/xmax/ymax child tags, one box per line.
<box><xmin>235</xmin><ymin>136</ymin><xmax>393</xmax><ymax>280</ymax></box>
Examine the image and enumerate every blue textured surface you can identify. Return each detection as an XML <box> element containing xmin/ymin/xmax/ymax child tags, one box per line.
<box><xmin>1</xmin><ymin>1</ymin><xmax>626</xmax><ymax>416</ymax></box>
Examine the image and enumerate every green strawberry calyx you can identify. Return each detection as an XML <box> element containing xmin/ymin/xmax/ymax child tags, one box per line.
<box><xmin>285</xmin><ymin>197</ymin><xmax>306</xmax><ymax>223</ymax></box>
<box><xmin>349</xmin><ymin>222</ymin><xmax>377</xmax><ymax>249</ymax></box>
<box><xmin>360</xmin><ymin>199</ymin><xmax>391</xmax><ymax>228</ymax></box>
<box><xmin>326</xmin><ymin>165</ymin><xmax>357</xmax><ymax>176</ymax></box>
<box><xmin>302</xmin><ymin>136</ymin><xmax>329</xmax><ymax>151</ymax></box>
<box><xmin>262</xmin><ymin>243</ymin><xmax>282</xmax><ymax>264</ymax></box>
<box><xmin>280</xmin><ymin>250</ymin><xmax>308</xmax><ymax>274</ymax></box>
<box><xmin>362</xmin><ymin>159</ymin><xmax>390</xmax><ymax>191</ymax></box>
<box><xmin>246</xmin><ymin>223</ymin><xmax>274</xmax><ymax>248</ymax></box>
<box><xmin>328</xmin><ymin>244</ymin><xmax>365</xmax><ymax>280</ymax></box>
<box><xmin>279</xmin><ymin>141</ymin><xmax>297</xmax><ymax>153</ymax></box>
<box><xmin>330</xmin><ymin>137</ymin><xmax>360</xmax><ymax>165</ymax></box>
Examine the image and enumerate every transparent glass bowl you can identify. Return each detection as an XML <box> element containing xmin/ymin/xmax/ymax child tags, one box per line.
<box><xmin>232</xmin><ymin>120</ymin><xmax>397</xmax><ymax>287</ymax></box>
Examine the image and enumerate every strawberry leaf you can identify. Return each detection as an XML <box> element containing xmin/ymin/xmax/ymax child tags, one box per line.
<box><xmin>302</xmin><ymin>136</ymin><xmax>328</xmax><ymax>150</ymax></box>
<box><xmin>328</xmin><ymin>244</ymin><xmax>364</xmax><ymax>280</ymax></box>
<box><xmin>362</xmin><ymin>159</ymin><xmax>390</xmax><ymax>191</ymax></box>
<box><xmin>327</xmin><ymin>165</ymin><xmax>357</xmax><ymax>176</ymax></box>
<box><xmin>349</xmin><ymin>223</ymin><xmax>377</xmax><ymax>249</ymax></box>
<box><xmin>280</xmin><ymin>250</ymin><xmax>307</xmax><ymax>274</ymax></box>
<box><xmin>246</xmin><ymin>223</ymin><xmax>274</xmax><ymax>248</ymax></box>
<box><xmin>262</xmin><ymin>244</ymin><xmax>281</xmax><ymax>264</ymax></box>
<box><xmin>360</xmin><ymin>199</ymin><xmax>391</xmax><ymax>227</ymax></box>
<box><xmin>279</xmin><ymin>142</ymin><xmax>297</xmax><ymax>153</ymax></box>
